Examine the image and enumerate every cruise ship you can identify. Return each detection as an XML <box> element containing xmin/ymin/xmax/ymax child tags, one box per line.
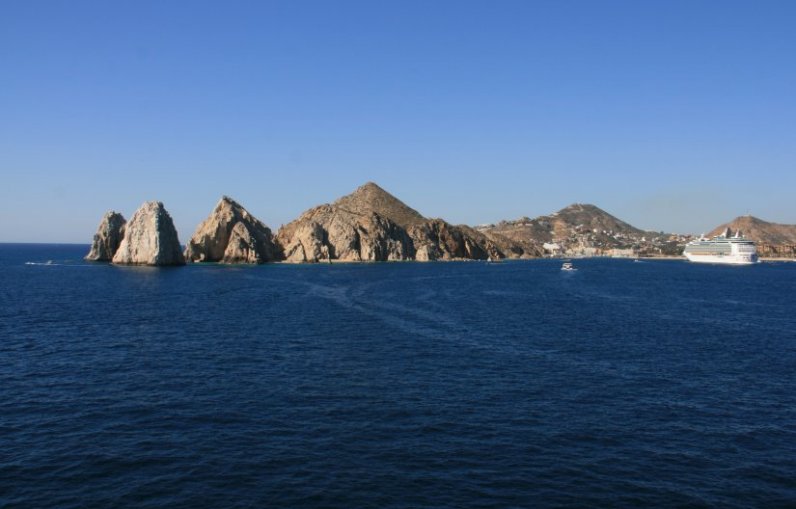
<box><xmin>683</xmin><ymin>228</ymin><xmax>758</xmax><ymax>265</ymax></box>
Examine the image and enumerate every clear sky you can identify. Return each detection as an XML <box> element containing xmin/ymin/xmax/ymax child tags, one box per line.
<box><xmin>2</xmin><ymin>0</ymin><xmax>795</xmax><ymax>242</ymax></box>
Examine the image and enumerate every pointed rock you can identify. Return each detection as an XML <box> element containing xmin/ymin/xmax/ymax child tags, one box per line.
<box><xmin>184</xmin><ymin>196</ymin><xmax>280</xmax><ymax>264</ymax></box>
<box><xmin>112</xmin><ymin>201</ymin><xmax>185</xmax><ymax>266</ymax></box>
<box><xmin>332</xmin><ymin>182</ymin><xmax>425</xmax><ymax>229</ymax></box>
<box><xmin>85</xmin><ymin>211</ymin><xmax>126</xmax><ymax>261</ymax></box>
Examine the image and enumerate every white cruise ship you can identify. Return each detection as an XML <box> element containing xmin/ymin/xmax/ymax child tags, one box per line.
<box><xmin>683</xmin><ymin>228</ymin><xmax>758</xmax><ymax>265</ymax></box>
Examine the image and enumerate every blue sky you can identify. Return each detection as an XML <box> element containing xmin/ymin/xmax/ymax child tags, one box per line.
<box><xmin>1</xmin><ymin>0</ymin><xmax>795</xmax><ymax>242</ymax></box>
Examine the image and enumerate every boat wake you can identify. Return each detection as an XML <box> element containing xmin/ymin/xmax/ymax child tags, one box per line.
<box><xmin>24</xmin><ymin>261</ymin><xmax>94</xmax><ymax>267</ymax></box>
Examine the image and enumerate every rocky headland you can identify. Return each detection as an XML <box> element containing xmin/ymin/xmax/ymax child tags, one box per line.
<box><xmin>85</xmin><ymin>211</ymin><xmax>126</xmax><ymax>261</ymax></box>
<box><xmin>276</xmin><ymin>182</ymin><xmax>506</xmax><ymax>262</ymax></box>
<box><xmin>111</xmin><ymin>201</ymin><xmax>185</xmax><ymax>266</ymax></box>
<box><xmin>184</xmin><ymin>196</ymin><xmax>281</xmax><ymax>264</ymax></box>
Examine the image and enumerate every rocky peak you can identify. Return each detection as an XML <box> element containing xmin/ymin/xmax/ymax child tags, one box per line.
<box><xmin>112</xmin><ymin>201</ymin><xmax>185</xmax><ymax>266</ymax></box>
<box><xmin>214</xmin><ymin>195</ymin><xmax>245</xmax><ymax>219</ymax></box>
<box><xmin>184</xmin><ymin>196</ymin><xmax>280</xmax><ymax>264</ymax></box>
<box><xmin>85</xmin><ymin>211</ymin><xmax>126</xmax><ymax>261</ymax></box>
<box><xmin>218</xmin><ymin>195</ymin><xmax>240</xmax><ymax>208</ymax></box>
<box><xmin>333</xmin><ymin>181</ymin><xmax>425</xmax><ymax>229</ymax></box>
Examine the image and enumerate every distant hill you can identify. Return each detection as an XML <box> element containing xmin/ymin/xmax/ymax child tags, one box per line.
<box><xmin>708</xmin><ymin>215</ymin><xmax>796</xmax><ymax>258</ymax></box>
<box><xmin>551</xmin><ymin>203</ymin><xmax>645</xmax><ymax>237</ymax></box>
<box><xmin>708</xmin><ymin>215</ymin><xmax>796</xmax><ymax>245</ymax></box>
<box><xmin>479</xmin><ymin>203</ymin><xmax>680</xmax><ymax>256</ymax></box>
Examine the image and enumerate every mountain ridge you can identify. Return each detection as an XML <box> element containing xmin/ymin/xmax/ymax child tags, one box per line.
<box><xmin>85</xmin><ymin>183</ymin><xmax>796</xmax><ymax>262</ymax></box>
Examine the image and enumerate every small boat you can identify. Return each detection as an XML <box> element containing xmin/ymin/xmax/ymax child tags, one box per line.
<box><xmin>561</xmin><ymin>261</ymin><xmax>576</xmax><ymax>271</ymax></box>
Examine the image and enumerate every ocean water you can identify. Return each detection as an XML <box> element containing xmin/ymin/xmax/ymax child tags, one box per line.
<box><xmin>1</xmin><ymin>244</ymin><xmax>795</xmax><ymax>508</ymax></box>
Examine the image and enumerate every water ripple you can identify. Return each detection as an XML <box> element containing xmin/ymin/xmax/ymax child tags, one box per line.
<box><xmin>1</xmin><ymin>247</ymin><xmax>795</xmax><ymax>507</ymax></box>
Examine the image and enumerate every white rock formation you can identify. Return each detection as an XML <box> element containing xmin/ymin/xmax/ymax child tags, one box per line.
<box><xmin>112</xmin><ymin>201</ymin><xmax>185</xmax><ymax>266</ymax></box>
<box><xmin>85</xmin><ymin>211</ymin><xmax>126</xmax><ymax>261</ymax></box>
<box><xmin>184</xmin><ymin>196</ymin><xmax>280</xmax><ymax>264</ymax></box>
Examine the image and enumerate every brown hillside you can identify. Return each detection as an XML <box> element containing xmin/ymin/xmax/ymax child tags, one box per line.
<box><xmin>485</xmin><ymin>203</ymin><xmax>645</xmax><ymax>245</ymax></box>
<box><xmin>708</xmin><ymin>216</ymin><xmax>796</xmax><ymax>245</ymax></box>
<box><xmin>553</xmin><ymin>203</ymin><xmax>644</xmax><ymax>236</ymax></box>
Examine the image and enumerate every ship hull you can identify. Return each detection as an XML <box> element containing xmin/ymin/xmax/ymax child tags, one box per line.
<box><xmin>684</xmin><ymin>253</ymin><xmax>758</xmax><ymax>265</ymax></box>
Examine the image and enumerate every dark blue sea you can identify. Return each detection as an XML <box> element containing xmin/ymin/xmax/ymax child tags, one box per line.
<box><xmin>1</xmin><ymin>244</ymin><xmax>795</xmax><ymax>508</ymax></box>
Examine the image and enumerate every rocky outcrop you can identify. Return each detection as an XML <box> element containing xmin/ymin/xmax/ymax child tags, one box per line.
<box><xmin>112</xmin><ymin>201</ymin><xmax>185</xmax><ymax>266</ymax></box>
<box><xmin>409</xmin><ymin>220</ymin><xmax>498</xmax><ymax>261</ymax></box>
<box><xmin>276</xmin><ymin>182</ymin><xmax>513</xmax><ymax>262</ymax></box>
<box><xmin>280</xmin><ymin>220</ymin><xmax>329</xmax><ymax>262</ymax></box>
<box><xmin>278</xmin><ymin>203</ymin><xmax>412</xmax><ymax>262</ymax></box>
<box><xmin>184</xmin><ymin>196</ymin><xmax>280</xmax><ymax>264</ymax></box>
<box><xmin>277</xmin><ymin>183</ymin><xmax>418</xmax><ymax>262</ymax></box>
<box><xmin>85</xmin><ymin>211</ymin><xmax>126</xmax><ymax>261</ymax></box>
